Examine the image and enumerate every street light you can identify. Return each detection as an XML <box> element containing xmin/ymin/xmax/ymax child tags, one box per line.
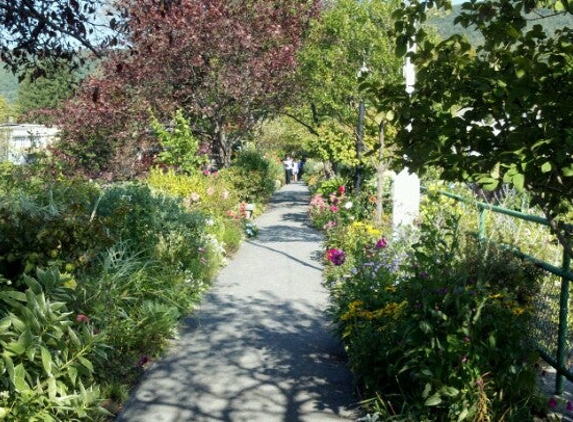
<box><xmin>355</xmin><ymin>62</ymin><xmax>369</xmax><ymax>192</ymax></box>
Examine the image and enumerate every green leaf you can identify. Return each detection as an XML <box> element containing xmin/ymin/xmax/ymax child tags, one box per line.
<box><xmin>13</xmin><ymin>363</ymin><xmax>29</xmax><ymax>391</ymax></box>
<box><xmin>458</xmin><ymin>407</ymin><xmax>469</xmax><ymax>421</ymax></box>
<box><xmin>67</xmin><ymin>366</ymin><xmax>78</xmax><ymax>386</ymax></box>
<box><xmin>555</xmin><ymin>0</ymin><xmax>565</xmax><ymax>11</ymax></box>
<box><xmin>0</xmin><ymin>290</ymin><xmax>26</xmax><ymax>303</ymax></box>
<box><xmin>41</xmin><ymin>346</ymin><xmax>53</xmax><ymax>376</ymax></box>
<box><xmin>541</xmin><ymin>161</ymin><xmax>552</xmax><ymax>173</ymax></box>
<box><xmin>78</xmin><ymin>356</ymin><xmax>94</xmax><ymax>373</ymax></box>
<box><xmin>67</xmin><ymin>327</ymin><xmax>82</xmax><ymax>349</ymax></box>
<box><xmin>0</xmin><ymin>318</ymin><xmax>11</xmax><ymax>335</ymax></box>
<box><xmin>562</xmin><ymin>166</ymin><xmax>573</xmax><ymax>177</ymax></box>
<box><xmin>422</xmin><ymin>382</ymin><xmax>432</xmax><ymax>398</ymax></box>
<box><xmin>425</xmin><ymin>392</ymin><xmax>442</xmax><ymax>406</ymax></box>
<box><xmin>47</xmin><ymin>375</ymin><xmax>57</xmax><ymax>400</ymax></box>
<box><xmin>512</xmin><ymin>173</ymin><xmax>525</xmax><ymax>191</ymax></box>
<box><xmin>420</xmin><ymin>320</ymin><xmax>432</xmax><ymax>334</ymax></box>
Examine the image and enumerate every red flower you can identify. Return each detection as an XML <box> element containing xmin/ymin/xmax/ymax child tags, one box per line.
<box><xmin>76</xmin><ymin>314</ymin><xmax>90</xmax><ymax>323</ymax></box>
<box><xmin>338</xmin><ymin>186</ymin><xmax>345</xmax><ymax>194</ymax></box>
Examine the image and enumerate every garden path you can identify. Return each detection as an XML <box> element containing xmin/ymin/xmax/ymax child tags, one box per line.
<box><xmin>117</xmin><ymin>182</ymin><xmax>361</xmax><ymax>422</ymax></box>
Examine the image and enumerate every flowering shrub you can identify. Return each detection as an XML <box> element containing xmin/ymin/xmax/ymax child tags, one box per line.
<box><xmin>322</xmin><ymin>190</ymin><xmax>548</xmax><ymax>420</ymax></box>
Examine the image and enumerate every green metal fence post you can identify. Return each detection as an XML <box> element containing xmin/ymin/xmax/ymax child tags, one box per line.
<box><xmin>556</xmin><ymin>248</ymin><xmax>571</xmax><ymax>394</ymax></box>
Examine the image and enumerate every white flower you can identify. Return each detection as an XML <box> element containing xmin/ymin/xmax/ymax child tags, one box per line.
<box><xmin>344</xmin><ymin>201</ymin><xmax>353</xmax><ymax>209</ymax></box>
<box><xmin>206</xmin><ymin>218</ymin><xmax>215</xmax><ymax>226</ymax></box>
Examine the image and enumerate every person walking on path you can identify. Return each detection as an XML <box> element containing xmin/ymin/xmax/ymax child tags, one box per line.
<box><xmin>118</xmin><ymin>183</ymin><xmax>360</xmax><ymax>422</ymax></box>
<box><xmin>283</xmin><ymin>155</ymin><xmax>293</xmax><ymax>184</ymax></box>
<box><xmin>292</xmin><ymin>159</ymin><xmax>299</xmax><ymax>182</ymax></box>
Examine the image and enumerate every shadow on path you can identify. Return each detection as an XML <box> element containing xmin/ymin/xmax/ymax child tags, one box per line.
<box><xmin>118</xmin><ymin>184</ymin><xmax>360</xmax><ymax>421</ymax></box>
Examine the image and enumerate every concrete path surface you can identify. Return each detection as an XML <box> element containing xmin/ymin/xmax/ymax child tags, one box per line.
<box><xmin>118</xmin><ymin>183</ymin><xmax>361</xmax><ymax>422</ymax></box>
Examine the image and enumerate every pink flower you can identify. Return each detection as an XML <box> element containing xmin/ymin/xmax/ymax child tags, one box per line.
<box><xmin>330</xmin><ymin>205</ymin><xmax>339</xmax><ymax>213</ymax></box>
<box><xmin>549</xmin><ymin>397</ymin><xmax>558</xmax><ymax>409</ymax></box>
<box><xmin>202</xmin><ymin>170</ymin><xmax>211</xmax><ymax>176</ymax></box>
<box><xmin>338</xmin><ymin>186</ymin><xmax>345</xmax><ymax>194</ymax></box>
<box><xmin>375</xmin><ymin>238</ymin><xmax>388</xmax><ymax>249</ymax></box>
<box><xmin>76</xmin><ymin>314</ymin><xmax>90</xmax><ymax>323</ymax></box>
<box><xmin>323</xmin><ymin>221</ymin><xmax>336</xmax><ymax>230</ymax></box>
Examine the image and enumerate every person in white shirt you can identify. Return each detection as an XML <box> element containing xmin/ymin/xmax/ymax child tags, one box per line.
<box><xmin>283</xmin><ymin>155</ymin><xmax>293</xmax><ymax>184</ymax></box>
<box><xmin>291</xmin><ymin>159</ymin><xmax>299</xmax><ymax>182</ymax></box>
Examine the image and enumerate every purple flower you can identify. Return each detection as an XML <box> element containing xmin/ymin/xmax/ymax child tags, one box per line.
<box><xmin>567</xmin><ymin>401</ymin><xmax>573</xmax><ymax>412</ymax></box>
<box><xmin>327</xmin><ymin>249</ymin><xmax>346</xmax><ymax>266</ymax></box>
<box><xmin>136</xmin><ymin>355</ymin><xmax>149</xmax><ymax>367</ymax></box>
<box><xmin>375</xmin><ymin>238</ymin><xmax>388</xmax><ymax>249</ymax></box>
<box><xmin>549</xmin><ymin>397</ymin><xmax>558</xmax><ymax>409</ymax></box>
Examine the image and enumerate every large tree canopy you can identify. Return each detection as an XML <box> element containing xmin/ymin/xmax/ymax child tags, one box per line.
<box><xmin>0</xmin><ymin>0</ymin><xmax>117</xmax><ymax>76</ymax></box>
<box><xmin>55</xmin><ymin>0</ymin><xmax>319</xmax><ymax>177</ymax></box>
<box><xmin>368</xmin><ymin>0</ymin><xmax>573</xmax><ymax>247</ymax></box>
<box><xmin>292</xmin><ymin>0</ymin><xmax>402</xmax><ymax>175</ymax></box>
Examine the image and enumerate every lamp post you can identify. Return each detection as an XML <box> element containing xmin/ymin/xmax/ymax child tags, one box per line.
<box><xmin>355</xmin><ymin>62</ymin><xmax>369</xmax><ymax>193</ymax></box>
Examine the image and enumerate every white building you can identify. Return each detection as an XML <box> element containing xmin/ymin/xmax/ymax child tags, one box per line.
<box><xmin>0</xmin><ymin>123</ymin><xmax>60</xmax><ymax>164</ymax></box>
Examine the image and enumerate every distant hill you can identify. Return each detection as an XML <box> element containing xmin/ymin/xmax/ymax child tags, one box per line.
<box><xmin>427</xmin><ymin>4</ymin><xmax>573</xmax><ymax>45</ymax></box>
<box><xmin>0</xmin><ymin>66</ymin><xmax>19</xmax><ymax>104</ymax></box>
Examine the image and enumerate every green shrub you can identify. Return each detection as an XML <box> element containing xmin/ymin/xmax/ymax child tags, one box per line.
<box><xmin>0</xmin><ymin>179</ymin><xmax>109</xmax><ymax>282</ymax></box>
<box><xmin>0</xmin><ymin>269</ymin><xmax>108</xmax><ymax>421</ymax></box>
<box><xmin>220</xmin><ymin>149</ymin><xmax>281</xmax><ymax>203</ymax></box>
<box><xmin>151</xmin><ymin>109</ymin><xmax>209</xmax><ymax>174</ymax></box>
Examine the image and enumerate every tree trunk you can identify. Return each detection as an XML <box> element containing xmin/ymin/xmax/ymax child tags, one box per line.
<box><xmin>213</xmin><ymin>119</ymin><xmax>231</xmax><ymax>169</ymax></box>
<box><xmin>375</xmin><ymin>119</ymin><xmax>388</xmax><ymax>227</ymax></box>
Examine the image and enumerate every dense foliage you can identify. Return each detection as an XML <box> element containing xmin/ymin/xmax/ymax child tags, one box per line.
<box><xmin>0</xmin><ymin>145</ymin><xmax>277</xmax><ymax>419</ymax></box>
<box><xmin>54</xmin><ymin>0</ymin><xmax>319</xmax><ymax>178</ymax></box>
<box><xmin>365</xmin><ymin>0</ymin><xmax>573</xmax><ymax>255</ymax></box>
<box><xmin>310</xmin><ymin>176</ymin><xmax>551</xmax><ymax>420</ymax></box>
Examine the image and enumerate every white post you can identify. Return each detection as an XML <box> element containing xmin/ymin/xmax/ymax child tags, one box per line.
<box><xmin>392</xmin><ymin>168</ymin><xmax>420</xmax><ymax>235</ymax></box>
<box><xmin>392</xmin><ymin>33</ymin><xmax>420</xmax><ymax>237</ymax></box>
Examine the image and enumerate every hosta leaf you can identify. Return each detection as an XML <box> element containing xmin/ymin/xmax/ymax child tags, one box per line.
<box><xmin>0</xmin><ymin>290</ymin><xmax>26</xmax><ymax>303</ymax></box>
<box><xmin>0</xmin><ymin>318</ymin><xmax>11</xmax><ymax>335</ymax></box>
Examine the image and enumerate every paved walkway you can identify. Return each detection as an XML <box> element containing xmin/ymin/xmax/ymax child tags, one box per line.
<box><xmin>118</xmin><ymin>183</ymin><xmax>361</xmax><ymax>422</ymax></box>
